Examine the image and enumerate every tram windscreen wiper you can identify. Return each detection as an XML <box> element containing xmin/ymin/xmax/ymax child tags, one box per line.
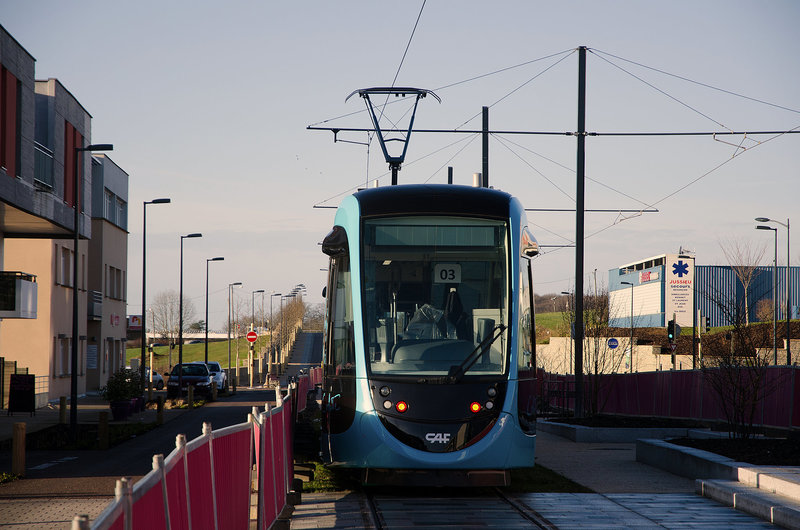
<box><xmin>445</xmin><ymin>324</ymin><xmax>506</xmax><ymax>383</ymax></box>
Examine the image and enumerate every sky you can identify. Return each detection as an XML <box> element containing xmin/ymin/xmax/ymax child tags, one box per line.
<box><xmin>3</xmin><ymin>1</ymin><xmax>798</xmax><ymax>331</ymax></box>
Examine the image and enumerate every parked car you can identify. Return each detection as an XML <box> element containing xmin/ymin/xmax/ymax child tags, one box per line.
<box><xmin>124</xmin><ymin>366</ymin><xmax>164</xmax><ymax>390</ymax></box>
<box><xmin>147</xmin><ymin>368</ymin><xmax>164</xmax><ymax>390</ymax></box>
<box><xmin>166</xmin><ymin>363</ymin><xmax>213</xmax><ymax>399</ymax></box>
<box><xmin>204</xmin><ymin>361</ymin><xmax>228</xmax><ymax>392</ymax></box>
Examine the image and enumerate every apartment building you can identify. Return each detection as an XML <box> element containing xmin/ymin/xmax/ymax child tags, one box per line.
<box><xmin>0</xmin><ymin>24</ymin><xmax>127</xmax><ymax>401</ymax></box>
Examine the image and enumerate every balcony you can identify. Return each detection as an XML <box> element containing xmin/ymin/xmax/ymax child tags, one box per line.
<box><xmin>0</xmin><ymin>272</ymin><xmax>38</xmax><ymax>319</ymax></box>
<box><xmin>88</xmin><ymin>290</ymin><xmax>103</xmax><ymax>321</ymax></box>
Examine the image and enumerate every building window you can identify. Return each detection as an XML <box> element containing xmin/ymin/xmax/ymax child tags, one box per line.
<box><xmin>58</xmin><ymin>337</ymin><xmax>70</xmax><ymax>376</ymax></box>
<box><xmin>104</xmin><ymin>189</ymin><xmax>115</xmax><ymax>224</ymax></box>
<box><xmin>1</xmin><ymin>67</ymin><xmax>21</xmax><ymax>177</ymax></box>
<box><xmin>117</xmin><ymin>197</ymin><xmax>127</xmax><ymax>230</ymax></box>
<box><xmin>60</xmin><ymin>246</ymin><xmax>72</xmax><ymax>286</ymax></box>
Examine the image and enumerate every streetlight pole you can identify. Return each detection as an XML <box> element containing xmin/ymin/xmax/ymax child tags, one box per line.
<box><xmin>270</xmin><ymin>292</ymin><xmax>281</xmax><ymax>376</ymax></box>
<box><xmin>621</xmin><ymin>281</ymin><xmax>635</xmax><ymax>373</ymax></box>
<box><xmin>756</xmin><ymin>224</ymin><xmax>778</xmax><ymax>364</ymax></box>
<box><xmin>71</xmin><ymin>143</ymin><xmax>112</xmax><ymax>438</ymax></box>
<box><xmin>178</xmin><ymin>233</ymin><xmax>202</xmax><ymax>392</ymax></box>
<box><xmin>252</xmin><ymin>289</ymin><xmax>265</xmax><ymax>330</ymax></box>
<box><xmin>228</xmin><ymin>282</ymin><xmax>242</xmax><ymax>383</ymax></box>
<box><xmin>205</xmin><ymin>257</ymin><xmax>224</xmax><ymax>363</ymax></box>
<box><xmin>757</xmin><ymin>217</ymin><xmax>791</xmax><ymax>364</ymax></box>
<box><xmin>141</xmin><ymin>198</ymin><xmax>170</xmax><ymax>392</ymax></box>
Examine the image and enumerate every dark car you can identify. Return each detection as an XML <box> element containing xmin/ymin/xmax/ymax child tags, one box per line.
<box><xmin>166</xmin><ymin>363</ymin><xmax>213</xmax><ymax>398</ymax></box>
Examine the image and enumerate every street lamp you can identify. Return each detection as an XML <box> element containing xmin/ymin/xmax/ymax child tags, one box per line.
<box><xmin>252</xmin><ymin>289</ymin><xmax>265</xmax><ymax>330</ymax></box>
<box><xmin>756</xmin><ymin>224</ymin><xmax>778</xmax><ymax>364</ymax></box>
<box><xmin>621</xmin><ymin>281</ymin><xmax>635</xmax><ymax>373</ymax></box>
<box><xmin>205</xmin><ymin>257</ymin><xmax>224</xmax><ymax>363</ymax></box>
<box><xmin>228</xmin><ymin>282</ymin><xmax>243</xmax><ymax>382</ymax></box>
<box><xmin>757</xmin><ymin>217</ymin><xmax>791</xmax><ymax>364</ymax></box>
<box><xmin>178</xmin><ymin>233</ymin><xmax>202</xmax><ymax>392</ymax></box>
<box><xmin>270</xmin><ymin>292</ymin><xmax>282</xmax><ymax>375</ymax></box>
<box><xmin>140</xmin><ymin>198</ymin><xmax>171</xmax><ymax>392</ymax></box>
<box><xmin>71</xmin><ymin>143</ymin><xmax>113</xmax><ymax>437</ymax></box>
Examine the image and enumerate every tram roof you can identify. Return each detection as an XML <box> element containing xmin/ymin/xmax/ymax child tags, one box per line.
<box><xmin>353</xmin><ymin>184</ymin><xmax>513</xmax><ymax>219</ymax></box>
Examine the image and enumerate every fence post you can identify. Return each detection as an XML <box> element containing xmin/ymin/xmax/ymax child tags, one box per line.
<box><xmin>268</xmin><ymin>403</ymin><xmax>279</xmax><ymax>526</ymax></box>
<box><xmin>71</xmin><ymin>514</ymin><xmax>89</xmax><ymax>529</ymax></box>
<box><xmin>153</xmin><ymin>454</ymin><xmax>171</xmax><ymax>530</ymax></box>
<box><xmin>115</xmin><ymin>477</ymin><xmax>133</xmax><ymax>530</ymax></box>
<box><xmin>12</xmin><ymin>422</ymin><xmax>25</xmax><ymax>476</ymax></box>
<box><xmin>176</xmin><ymin>433</ymin><xmax>193</xmax><ymax>529</ymax></box>
<box><xmin>203</xmin><ymin>422</ymin><xmax>220</xmax><ymax>530</ymax></box>
<box><xmin>60</xmin><ymin>396</ymin><xmax>67</xmax><ymax>424</ymax></box>
<box><xmin>98</xmin><ymin>411</ymin><xmax>109</xmax><ymax>450</ymax></box>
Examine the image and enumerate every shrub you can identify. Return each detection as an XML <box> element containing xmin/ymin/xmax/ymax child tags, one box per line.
<box><xmin>101</xmin><ymin>368</ymin><xmax>140</xmax><ymax>402</ymax></box>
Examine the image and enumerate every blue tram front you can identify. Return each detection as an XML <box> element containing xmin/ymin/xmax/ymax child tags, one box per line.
<box><xmin>320</xmin><ymin>184</ymin><xmax>538</xmax><ymax>485</ymax></box>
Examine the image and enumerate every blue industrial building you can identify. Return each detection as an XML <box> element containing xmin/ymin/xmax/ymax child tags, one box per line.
<box><xmin>609</xmin><ymin>253</ymin><xmax>800</xmax><ymax>329</ymax></box>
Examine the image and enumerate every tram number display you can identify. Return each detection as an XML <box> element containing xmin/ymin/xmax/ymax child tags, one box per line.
<box><xmin>434</xmin><ymin>264</ymin><xmax>461</xmax><ymax>284</ymax></box>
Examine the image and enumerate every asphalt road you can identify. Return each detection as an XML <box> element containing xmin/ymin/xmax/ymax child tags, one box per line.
<box><xmin>0</xmin><ymin>387</ymin><xmax>276</xmax><ymax>497</ymax></box>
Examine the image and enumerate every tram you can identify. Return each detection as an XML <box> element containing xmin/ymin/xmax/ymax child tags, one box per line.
<box><xmin>320</xmin><ymin>183</ymin><xmax>539</xmax><ymax>486</ymax></box>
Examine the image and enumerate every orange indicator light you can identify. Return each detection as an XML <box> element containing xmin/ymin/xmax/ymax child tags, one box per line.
<box><xmin>396</xmin><ymin>401</ymin><xmax>408</xmax><ymax>413</ymax></box>
<box><xmin>470</xmin><ymin>401</ymin><xmax>482</xmax><ymax>413</ymax></box>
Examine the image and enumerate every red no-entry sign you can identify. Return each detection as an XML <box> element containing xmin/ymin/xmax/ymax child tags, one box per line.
<box><xmin>246</xmin><ymin>331</ymin><xmax>258</xmax><ymax>343</ymax></box>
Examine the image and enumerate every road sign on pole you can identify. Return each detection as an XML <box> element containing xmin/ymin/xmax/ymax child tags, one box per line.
<box><xmin>246</xmin><ymin>331</ymin><xmax>258</xmax><ymax>343</ymax></box>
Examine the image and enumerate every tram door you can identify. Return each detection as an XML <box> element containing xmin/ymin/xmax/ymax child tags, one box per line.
<box><xmin>322</xmin><ymin>250</ymin><xmax>357</xmax><ymax>436</ymax></box>
<box><xmin>518</xmin><ymin>229</ymin><xmax>538</xmax><ymax>434</ymax></box>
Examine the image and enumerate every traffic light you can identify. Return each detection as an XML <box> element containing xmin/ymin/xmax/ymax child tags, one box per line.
<box><xmin>704</xmin><ymin>316</ymin><xmax>711</xmax><ymax>333</ymax></box>
<box><xmin>667</xmin><ymin>319</ymin><xmax>676</xmax><ymax>343</ymax></box>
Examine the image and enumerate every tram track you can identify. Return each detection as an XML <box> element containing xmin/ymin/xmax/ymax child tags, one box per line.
<box><xmin>493</xmin><ymin>487</ymin><xmax>557</xmax><ymax>529</ymax></box>
<box><xmin>355</xmin><ymin>488</ymin><xmax>556</xmax><ymax>529</ymax></box>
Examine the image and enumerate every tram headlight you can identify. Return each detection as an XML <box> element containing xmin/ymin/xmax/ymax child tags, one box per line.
<box><xmin>469</xmin><ymin>401</ymin><xmax>482</xmax><ymax>413</ymax></box>
<box><xmin>485</xmin><ymin>401</ymin><xmax>494</xmax><ymax>410</ymax></box>
<box><xmin>379</xmin><ymin>386</ymin><xmax>391</xmax><ymax>397</ymax></box>
<box><xmin>383</xmin><ymin>400</ymin><xmax>393</xmax><ymax>410</ymax></box>
<box><xmin>487</xmin><ymin>387</ymin><xmax>497</xmax><ymax>397</ymax></box>
<box><xmin>395</xmin><ymin>401</ymin><xmax>408</xmax><ymax>413</ymax></box>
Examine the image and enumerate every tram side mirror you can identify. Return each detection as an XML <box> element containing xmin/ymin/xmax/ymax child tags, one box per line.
<box><xmin>521</xmin><ymin>226</ymin><xmax>539</xmax><ymax>258</ymax></box>
<box><xmin>322</xmin><ymin>286</ymin><xmax>327</xmax><ymax>298</ymax></box>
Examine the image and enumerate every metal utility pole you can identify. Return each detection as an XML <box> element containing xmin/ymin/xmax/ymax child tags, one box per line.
<box><xmin>573</xmin><ymin>46</ymin><xmax>587</xmax><ymax>418</ymax></box>
<box><xmin>482</xmin><ymin>106</ymin><xmax>489</xmax><ymax>188</ymax></box>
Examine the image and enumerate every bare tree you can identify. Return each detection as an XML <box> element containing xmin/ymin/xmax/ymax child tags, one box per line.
<box><xmin>700</xmin><ymin>280</ymin><xmax>778</xmax><ymax>439</ymax></box>
<box><xmin>718</xmin><ymin>237</ymin><xmax>766</xmax><ymax>325</ymax></box>
<box><xmin>150</xmin><ymin>289</ymin><xmax>198</xmax><ymax>344</ymax></box>
<box><xmin>561</xmin><ymin>285</ymin><xmax>628</xmax><ymax>415</ymax></box>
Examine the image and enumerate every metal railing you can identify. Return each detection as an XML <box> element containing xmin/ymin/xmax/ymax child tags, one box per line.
<box><xmin>84</xmin><ymin>378</ymin><xmax>307</xmax><ymax>530</ymax></box>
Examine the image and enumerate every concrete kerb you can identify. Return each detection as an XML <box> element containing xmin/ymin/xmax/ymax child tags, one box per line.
<box><xmin>637</xmin><ymin>437</ymin><xmax>800</xmax><ymax>528</ymax></box>
<box><xmin>537</xmin><ymin>418</ymin><xmax>706</xmax><ymax>443</ymax></box>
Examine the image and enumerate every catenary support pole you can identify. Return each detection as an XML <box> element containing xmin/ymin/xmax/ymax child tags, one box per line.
<box><xmin>573</xmin><ymin>46</ymin><xmax>587</xmax><ymax>417</ymax></box>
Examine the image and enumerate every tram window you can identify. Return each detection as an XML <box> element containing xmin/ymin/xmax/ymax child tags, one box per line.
<box><xmin>328</xmin><ymin>255</ymin><xmax>355</xmax><ymax>373</ymax></box>
<box><xmin>363</xmin><ymin>216</ymin><xmax>509</xmax><ymax>376</ymax></box>
<box><xmin>518</xmin><ymin>265</ymin><xmax>533</xmax><ymax>370</ymax></box>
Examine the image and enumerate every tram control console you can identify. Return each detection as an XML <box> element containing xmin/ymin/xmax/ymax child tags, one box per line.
<box><xmin>320</xmin><ymin>184</ymin><xmax>539</xmax><ymax>487</ymax></box>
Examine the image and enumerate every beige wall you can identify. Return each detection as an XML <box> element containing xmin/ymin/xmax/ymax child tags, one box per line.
<box><xmin>1</xmin><ymin>239</ymin><xmax>88</xmax><ymax>400</ymax></box>
<box><xmin>538</xmin><ymin>336</ymin><xmax>695</xmax><ymax>374</ymax></box>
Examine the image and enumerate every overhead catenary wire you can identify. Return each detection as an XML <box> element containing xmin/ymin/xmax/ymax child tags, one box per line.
<box><xmin>311</xmin><ymin>45</ymin><xmax>798</xmax><ymax>273</ymax></box>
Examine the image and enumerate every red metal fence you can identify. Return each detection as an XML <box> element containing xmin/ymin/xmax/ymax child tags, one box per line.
<box><xmin>539</xmin><ymin>366</ymin><xmax>799</xmax><ymax>430</ymax></box>
<box><xmin>86</xmin><ymin>367</ymin><xmax>323</xmax><ymax>530</ymax></box>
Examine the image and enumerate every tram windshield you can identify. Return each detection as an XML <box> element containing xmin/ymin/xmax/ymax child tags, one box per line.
<box><xmin>362</xmin><ymin>216</ymin><xmax>509</xmax><ymax>377</ymax></box>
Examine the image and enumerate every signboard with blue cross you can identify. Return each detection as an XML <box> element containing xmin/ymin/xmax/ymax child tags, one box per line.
<box><xmin>665</xmin><ymin>253</ymin><xmax>695</xmax><ymax>327</ymax></box>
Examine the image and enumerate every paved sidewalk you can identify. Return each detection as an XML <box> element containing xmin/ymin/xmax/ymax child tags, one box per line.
<box><xmin>534</xmin><ymin>430</ymin><xmax>695</xmax><ymax>493</ymax></box>
<box><xmin>1</xmin><ymin>391</ymin><xmax>179</xmax><ymax>444</ymax></box>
